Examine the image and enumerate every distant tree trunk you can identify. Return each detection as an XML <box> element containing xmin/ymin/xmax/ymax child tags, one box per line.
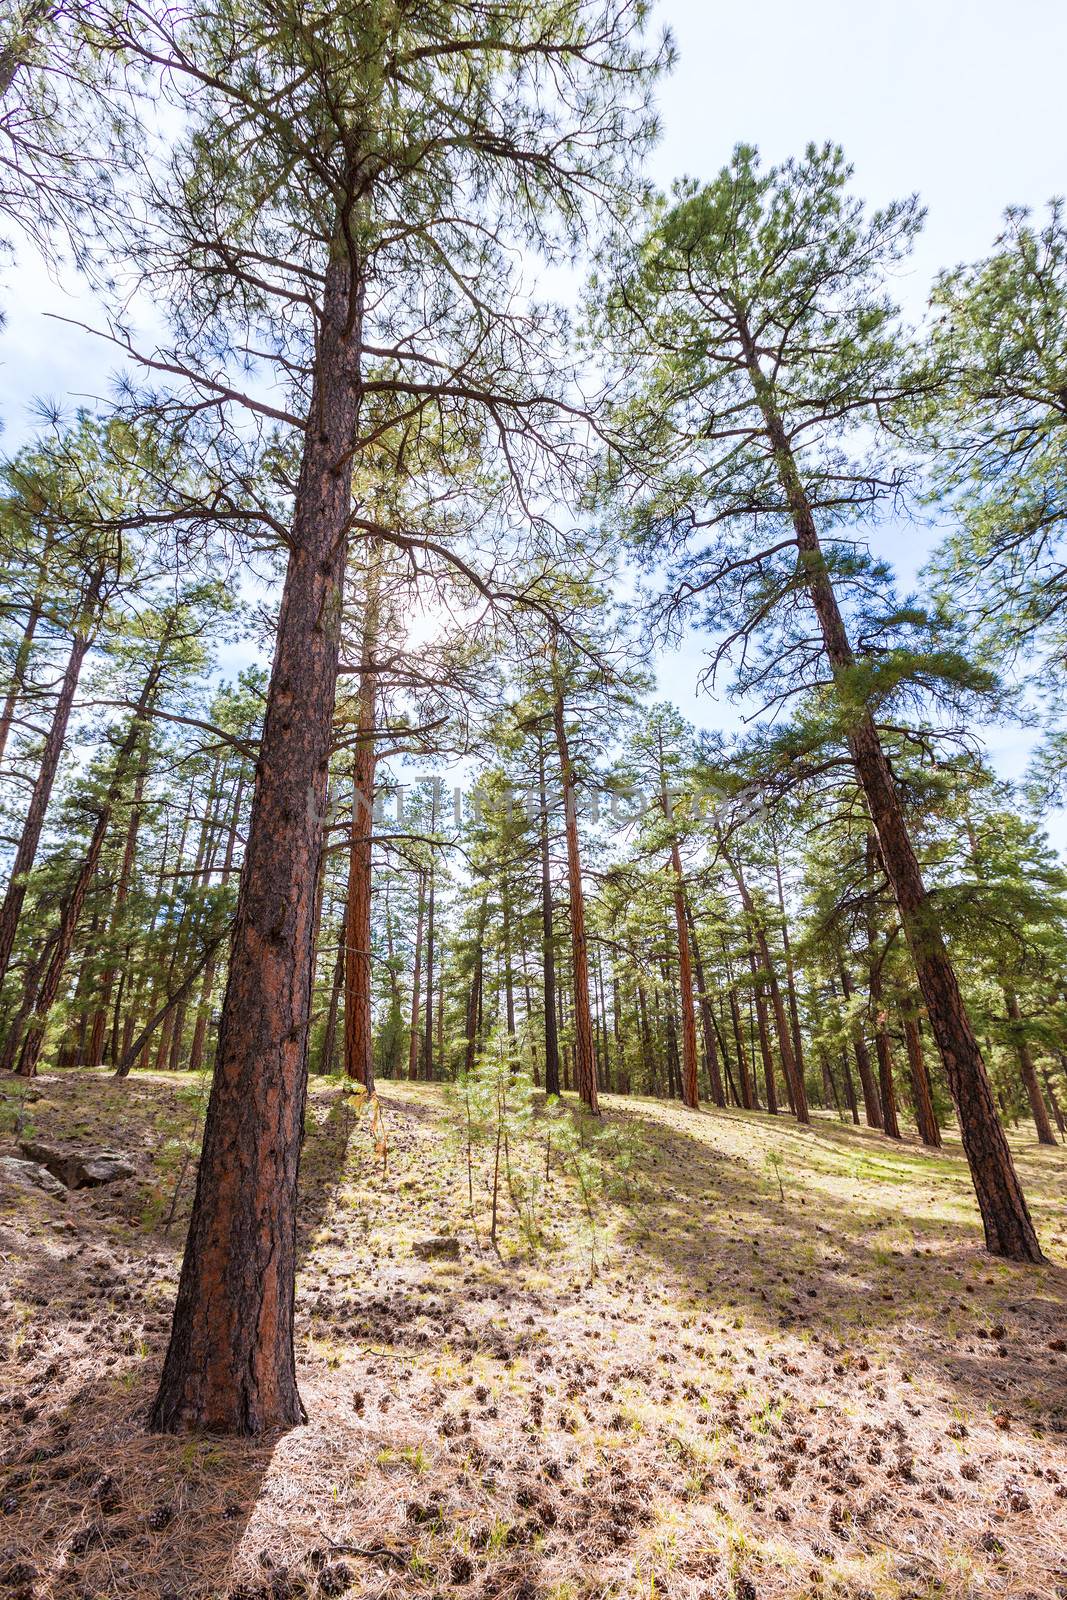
<box><xmin>422</xmin><ymin>801</ymin><xmax>437</xmax><ymax>1082</ymax></box>
<box><xmin>0</xmin><ymin>530</ymin><xmax>57</xmax><ymax>767</ymax></box>
<box><xmin>839</xmin><ymin>962</ymin><xmax>883</xmax><ymax>1129</ymax></box>
<box><xmin>684</xmin><ymin>898</ymin><xmax>725</xmax><ymax>1107</ymax></box>
<box><xmin>0</xmin><ymin>568</ymin><xmax>102</xmax><ymax>993</ymax></box>
<box><xmin>728</xmin><ymin>985</ymin><xmax>755</xmax><ymax>1110</ymax></box>
<box><xmin>864</xmin><ymin>836</ymin><xmax>900</xmax><ymax>1138</ymax></box>
<box><xmin>747</xmin><ymin>939</ymin><xmax>778</xmax><ymax>1113</ymax></box>
<box><xmin>1041</xmin><ymin>1063</ymin><xmax>1066</xmax><ymax>1136</ymax></box>
<box><xmin>114</xmin><ymin>930</ymin><xmax>230</xmax><ymax>1078</ymax></box>
<box><xmin>713</xmin><ymin>1006</ymin><xmax>741</xmax><ymax>1107</ymax></box>
<box><xmin>725</xmin><ymin>848</ymin><xmax>808</xmax><ymax>1122</ymax></box>
<box><xmin>1003</xmin><ymin>989</ymin><xmax>1056</xmax><ymax>1145</ymax></box>
<box><xmin>818</xmin><ymin>1045</ymin><xmax>844</xmax><ymax>1118</ymax></box>
<box><xmin>661</xmin><ymin>947</ymin><xmax>680</xmax><ymax>1100</ymax></box>
<box><xmin>551</xmin><ymin>670</ymin><xmax>597</xmax><ymax>1114</ymax></box>
<box><xmin>611</xmin><ymin>968</ymin><xmax>626</xmax><ymax>1092</ymax></box>
<box><xmin>538</xmin><ymin>734</ymin><xmax>561</xmax><ymax>1096</ymax></box>
<box><xmin>407</xmin><ymin>871</ymin><xmax>425</xmax><ymax>1080</ymax></box>
<box><xmin>187</xmin><ymin>769</ymin><xmax>245</xmax><ymax>1077</ymax></box>
<box><xmin>464</xmin><ymin>896</ymin><xmax>488</xmax><ymax>1074</ymax></box>
<box><xmin>635</xmin><ymin>974</ymin><xmax>654</xmax><ymax>1094</ymax></box>
<box><xmin>15</xmin><ymin>635</ymin><xmax>168</xmax><ymax>1077</ymax></box>
<box><xmin>772</xmin><ymin>837</ymin><xmax>807</xmax><ymax>1090</ymax></box>
<box><xmin>88</xmin><ymin>747</ymin><xmax>148</xmax><ymax>1068</ymax></box>
<box><xmin>343</xmin><ymin>564</ymin><xmax>380</xmax><ymax>1092</ymax></box>
<box><xmin>903</xmin><ymin>1011</ymin><xmax>941</xmax><ymax>1148</ymax></box>
<box><xmin>840</xmin><ymin>1049</ymin><xmax>859</xmax><ymax>1123</ymax></box>
<box><xmin>150</xmin><ymin>250</ymin><xmax>362</xmax><ymax>1433</ymax></box>
<box><xmin>320</xmin><ymin>908</ymin><xmax>345</xmax><ymax>1076</ymax></box>
<box><xmin>593</xmin><ymin>936</ymin><xmax>611</xmax><ymax>1091</ymax></box>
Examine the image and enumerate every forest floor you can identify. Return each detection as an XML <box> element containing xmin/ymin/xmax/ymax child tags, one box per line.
<box><xmin>0</xmin><ymin>1071</ymin><xmax>1065</xmax><ymax>1600</ymax></box>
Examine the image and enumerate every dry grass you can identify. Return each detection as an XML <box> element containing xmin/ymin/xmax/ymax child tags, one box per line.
<box><xmin>1</xmin><ymin>1069</ymin><xmax>1065</xmax><ymax>1600</ymax></box>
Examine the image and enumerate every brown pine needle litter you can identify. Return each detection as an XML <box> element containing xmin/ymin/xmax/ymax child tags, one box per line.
<box><xmin>1</xmin><ymin>1069</ymin><xmax>1065</xmax><ymax>1600</ymax></box>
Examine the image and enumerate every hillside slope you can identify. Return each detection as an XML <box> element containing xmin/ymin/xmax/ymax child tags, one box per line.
<box><xmin>1</xmin><ymin>1071</ymin><xmax>1065</xmax><ymax>1600</ymax></box>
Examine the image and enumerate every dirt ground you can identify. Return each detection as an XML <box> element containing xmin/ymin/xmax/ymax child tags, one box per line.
<box><xmin>1</xmin><ymin>1070</ymin><xmax>1065</xmax><ymax>1600</ymax></box>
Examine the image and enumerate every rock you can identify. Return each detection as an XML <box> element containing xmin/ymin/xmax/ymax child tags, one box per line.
<box><xmin>413</xmin><ymin>1236</ymin><xmax>460</xmax><ymax>1260</ymax></box>
<box><xmin>0</xmin><ymin>1155</ymin><xmax>67</xmax><ymax>1200</ymax></box>
<box><xmin>18</xmin><ymin>1140</ymin><xmax>135</xmax><ymax>1189</ymax></box>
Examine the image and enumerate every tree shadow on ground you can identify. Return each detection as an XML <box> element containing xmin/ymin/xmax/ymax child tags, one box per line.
<box><xmin>0</xmin><ymin>1067</ymin><xmax>381</xmax><ymax>1600</ymax></box>
<box><xmin>598</xmin><ymin>1091</ymin><xmax>1067</xmax><ymax>1431</ymax></box>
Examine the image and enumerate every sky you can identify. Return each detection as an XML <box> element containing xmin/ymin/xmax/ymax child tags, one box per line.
<box><xmin>2</xmin><ymin>0</ymin><xmax>1066</xmax><ymax>818</ymax></box>
<box><xmin>638</xmin><ymin>0</ymin><xmax>1067</xmax><ymax>804</ymax></box>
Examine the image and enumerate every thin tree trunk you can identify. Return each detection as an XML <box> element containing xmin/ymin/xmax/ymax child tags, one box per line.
<box><xmin>684</xmin><ymin>898</ymin><xmax>725</xmax><ymax>1107</ymax></box>
<box><xmin>904</xmin><ymin>1011</ymin><xmax>941</xmax><ymax>1148</ymax></box>
<box><xmin>343</xmin><ymin>561</ymin><xmax>380</xmax><ymax>1091</ymax></box>
<box><xmin>0</xmin><ymin>570</ymin><xmax>101</xmax><ymax>992</ymax></box>
<box><xmin>839</xmin><ymin>962</ymin><xmax>883</xmax><ymax>1129</ymax></box>
<box><xmin>1003</xmin><ymin>989</ymin><xmax>1056</xmax><ymax>1145</ymax></box>
<box><xmin>407</xmin><ymin>871</ymin><xmax>425</xmax><ymax>1080</ymax></box>
<box><xmin>538</xmin><ymin>735</ymin><xmax>561</xmax><ymax>1096</ymax></box>
<box><xmin>725</xmin><ymin>847</ymin><xmax>809</xmax><ymax>1122</ymax></box>
<box><xmin>772</xmin><ymin>838</ymin><xmax>806</xmax><ymax>1088</ymax></box>
<box><xmin>728</xmin><ymin>985</ymin><xmax>755</xmax><ymax>1110</ymax></box>
<box><xmin>15</xmin><ymin>635</ymin><xmax>168</xmax><ymax>1076</ymax></box>
<box><xmin>188</xmin><ymin>770</ymin><xmax>246</xmax><ymax>1076</ymax></box>
<box><xmin>422</xmin><ymin>795</ymin><xmax>437</xmax><ymax>1081</ymax></box>
<box><xmin>551</xmin><ymin>671</ymin><xmax>597</xmax><ymax>1113</ymax></box>
<box><xmin>0</xmin><ymin>528</ymin><xmax>57</xmax><ymax>768</ymax></box>
<box><xmin>1041</xmin><ymin>1062</ymin><xmax>1066</xmax><ymax>1137</ymax></box>
<box><xmin>319</xmin><ymin>908</ymin><xmax>346</xmax><ymax>1076</ymax></box>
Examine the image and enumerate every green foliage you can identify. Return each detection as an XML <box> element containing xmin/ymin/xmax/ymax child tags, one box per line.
<box><xmin>446</xmin><ymin>1030</ymin><xmax>642</xmax><ymax>1270</ymax></box>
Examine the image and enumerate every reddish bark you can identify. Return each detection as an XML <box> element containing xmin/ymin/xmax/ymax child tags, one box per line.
<box><xmin>343</xmin><ymin>568</ymin><xmax>380</xmax><ymax>1092</ymax></box>
<box><xmin>407</xmin><ymin>871</ymin><xmax>425</xmax><ymax>1080</ymax></box>
<box><xmin>1003</xmin><ymin>989</ymin><xmax>1057</xmax><ymax>1146</ymax></box>
<box><xmin>728</xmin><ymin>985</ymin><xmax>755</xmax><ymax>1110</ymax></box>
<box><xmin>839</xmin><ymin>962</ymin><xmax>883</xmax><ymax>1129</ymax></box>
<box><xmin>747</xmin><ymin>339</ymin><xmax>1042</xmax><ymax>1261</ymax></box>
<box><xmin>726</xmin><ymin>848</ymin><xmax>809</xmax><ymax>1122</ymax></box>
<box><xmin>538</xmin><ymin>733</ymin><xmax>561</xmax><ymax>1097</ymax></box>
<box><xmin>903</xmin><ymin>1012</ymin><xmax>941</xmax><ymax>1148</ymax></box>
<box><xmin>683</xmin><ymin>898</ymin><xmax>725</xmax><ymax>1107</ymax></box>
<box><xmin>747</xmin><ymin>939</ymin><xmax>778</xmax><ymax>1114</ymax></box>
<box><xmin>150</xmin><ymin>253</ymin><xmax>361</xmax><ymax>1433</ymax></box>
<box><xmin>0</xmin><ymin>570</ymin><xmax>101</xmax><ymax>992</ymax></box>
<box><xmin>551</xmin><ymin>674</ymin><xmax>598</xmax><ymax>1114</ymax></box>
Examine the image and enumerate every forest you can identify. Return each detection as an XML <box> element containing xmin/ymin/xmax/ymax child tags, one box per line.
<box><xmin>0</xmin><ymin>3</ymin><xmax>1065</xmax><ymax>1598</ymax></box>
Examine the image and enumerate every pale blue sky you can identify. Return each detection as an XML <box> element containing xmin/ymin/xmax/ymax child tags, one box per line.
<box><xmin>2</xmin><ymin>0</ymin><xmax>1065</xmax><ymax>817</ymax></box>
<box><xmin>640</xmin><ymin>0</ymin><xmax>1067</xmax><ymax>805</ymax></box>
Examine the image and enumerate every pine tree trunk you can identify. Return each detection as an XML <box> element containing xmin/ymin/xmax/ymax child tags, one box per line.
<box><xmin>538</xmin><ymin>735</ymin><xmax>561</xmax><ymax>1096</ymax></box>
<box><xmin>407</xmin><ymin>873</ymin><xmax>425</xmax><ymax>1080</ymax></box>
<box><xmin>0</xmin><ymin>533</ymin><xmax>53</xmax><ymax>768</ymax></box>
<box><xmin>749</xmin><ymin>347</ymin><xmax>1042</xmax><ymax>1260</ymax></box>
<box><xmin>343</xmin><ymin>570</ymin><xmax>380</xmax><ymax>1092</ymax></box>
<box><xmin>903</xmin><ymin>1012</ymin><xmax>941</xmax><ymax>1148</ymax></box>
<box><xmin>1041</xmin><ymin>1062</ymin><xmax>1066</xmax><ymax>1136</ymax></box>
<box><xmin>15</xmin><ymin>640</ymin><xmax>164</xmax><ymax>1076</ymax></box>
<box><xmin>725</xmin><ymin>848</ymin><xmax>809</xmax><ymax>1121</ymax></box>
<box><xmin>684</xmin><ymin>898</ymin><xmax>725</xmax><ymax>1106</ymax></box>
<box><xmin>728</xmin><ymin>985</ymin><xmax>755</xmax><ymax>1110</ymax></box>
<box><xmin>748</xmin><ymin>940</ymin><xmax>778</xmax><ymax>1114</ymax></box>
<box><xmin>552</xmin><ymin>680</ymin><xmax>597</xmax><ymax>1113</ymax></box>
<box><xmin>1003</xmin><ymin>989</ymin><xmax>1056</xmax><ymax>1145</ymax></box>
<box><xmin>188</xmin><ymin>770</ymin><xmax>245</xmax><ymax>1077</ymax></box>
<box><xmin>0</xmin><ymin>579</ymin><xmax>100</xmax><ymax>991</ymax></box>
<box><xmin>150</xmin><ymin>251</ymin><xmax>361</xmax><ymax>1433</ymax></box>
<box><xmin>839</xmin><ymin>962</ymin><xmax>883</xmax><ymax>1129</ymax></box>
